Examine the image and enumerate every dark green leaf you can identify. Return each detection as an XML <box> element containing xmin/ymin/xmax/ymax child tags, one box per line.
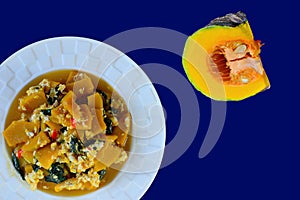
<box><xmin>32</xmin><ymin>164</ymin><xmax>40</xmax><ymax>172</ymax></box>
<box><xmin>45</xmin><ymin>163</ymin><xmax>66</xmax><ymax>184</ymax></box>
<box><xmin>58</xmin><ymin>139</ymin><xmax>65</xmax><ymax>144</ymax></box>
<box><xmin>60</xmin><ymin>127</ymin><xmax>67</xmax><ymax>133</ymax></box>
<box><xmin>41</xmin><ymin>109</ymin><xmax>51</xmax><ymax>116</ymax></box>
<box><xmin>54</xmin><ymin>85</ymin><xmax>62</xmax><ymax>95</ymax></box>
<box><xmin>12</xmin><ymin>152</ymin><xmax>25</xmax><ymax>180</ymax></box>
<box><xmin>70</xmin><ymin>136</ymin><xmax>83</xmax><ymax>154</ymax></box>
<box><xmin>97</xmin><ymin>169</ymin><xmax>106</xmax><ymax>180</ymax></box>
<box><xmin>104</xmin><ymin>118</ymin><xmax>113</xmax><ymax>135</ymax></box>
<box><xmin>47</xmin><ymin>96</ymin><xmax>57</xmax><ymax>105</ymax></box>
<box><xmin>96</xmin><ymin>90</ymin><xmax>107</xmax><ymax>101</ymax></box>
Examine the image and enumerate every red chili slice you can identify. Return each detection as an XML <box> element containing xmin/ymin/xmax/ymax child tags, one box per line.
<box><xmin>51</xmin><ymin>129</ymin><xmax>58</xmax><ymax>140</ymax></box>
<box><xmin>17</xmin><ymin>149</ymin><xmax>23</xmax><ymax>159</ymax></box>
<box><xmin>71</xmin><ymin>118</ymin><xmax>76</xmax><ymax>129</ymax></box>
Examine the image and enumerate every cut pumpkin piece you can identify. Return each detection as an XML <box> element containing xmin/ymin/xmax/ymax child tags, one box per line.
<box><xmin>93</xmin><ymin>159</ymin><xmax>107</xmax><ymax>172</ymax></box>
<box><xmin>50</xmin><ymin>104</ymin><xmax>71</xmax><ymax>127</ymax></box>
<box><xmin>35</xmin><ymin>144</ymin><xmax>59</xmax><ymax>169</ymax></box>
<box><xmin>3</xmin><ymin>120</ymin><xmax>38</xmax><ymax>147</ymax></box>
<box><xmin>19</xmin><ymin>89</ymin><xmax>47</xmax><ymax>112</ymax></box>
<box><xmin>182</xmin><ymin>11</ymin><xmax>270</xmax><ymax>101</ymax></box>
<box><xmin>22</xmin><ymin>131</ymin><xmax>50</xmax><ymax>151</ymax></box>
<box><xmin>61</xmin><ymin>91</ymin><xmax>80</xmax><ymax>118</ymax></box>
<box><xmin>24</xmin><ymin>164</ymin><xmax>34</xmax><ymax>173</ymax></box>
<box><xmin>96</xmin><ymin>141</ymin><xmax>122</xmax><ymax>167</ymax></box>
<box><xmin>66</xmin><ymin>74</ymin><xmax>95</xmax><ymax>97</ymax></box>
<box><xmin>22</xmin><ymin>151</ymin><xmax>34</xmax><ymax>163</ymax></box>
<box><xmin>66</xmin><ymin>71</ymin><xmax>81</xmax><ymax>84</ymax></box>
<box><xmin>112</xmin><ymin>126</ymin><xmax>128</xmax><ymax>147</ymax></box>
<box><xmin>91</xmin><ymin>109</ymin><xmax>107</xmax><ymax>134</ymax></box>
<box><xmin>87</xmin><ymin>93</ymin><xmax>103</xmax><ymax>109</ymax></box>
<box><xmin>105</xmin><ymin>135</ymin><xmax>118</xmax><ymax>143</ymax></box>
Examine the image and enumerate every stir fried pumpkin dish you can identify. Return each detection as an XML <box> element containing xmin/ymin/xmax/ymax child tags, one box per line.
<box><xmin>3</xmin><ymin>70</ymin><xmax>131</xmax><ymax>193</ymax></box>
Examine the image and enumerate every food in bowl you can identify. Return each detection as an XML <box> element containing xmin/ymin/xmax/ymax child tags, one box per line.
<box><xmin>2</xmin><ymin>70</ymin><xmax>131</xmax><ymax>194</ymax></box>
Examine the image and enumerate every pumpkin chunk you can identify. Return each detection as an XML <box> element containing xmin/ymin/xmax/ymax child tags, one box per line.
<box><xmin>93</xmin><ymin>159</ymin><xmax>106</xmax><ymax>172</ymax></box>
<box><xmin>61</xmin><ymin>91</ymin><xmax>80</xmax><ymax>117</ymax></box>
<box><xmin>66</xmin><ymin>71</ymin><xmax>82</xmax><ymax>84</ymax></box>
<box><xmin>96</xmin><ymin>141</ymin><xmax>122</xmax><ymax>167</ymax></box>
<box><xmin>112</xmin><ymin>126</ymin><xmax>128</xmax><ymax>147</ymax></box>
<box><xmin>22</xmin><ymin>151</ymin><xmax>34</xmax><ymax>163</ymax></box>
<box><xmin>66</xmin><ymin>75</ymin><xmax>94</xmax><ymax>97</ymax></box>
<box><xmin>50</xmin><ymin>104</ymin><xmax>72</xmax><ymax>127</ymax></box>
<box><xmin>22</xmin><ymin>131</ymin><xmax>50</xmax><ymax>151</ymax></box>
<box><xmin>87</xmin><ymin>93</ymin><xmax>103</xmax><ymax>109</ymax></box>
<box><xmin>35</xmin><ymin>144</ymin><xmax>59</xmax><ymax>170</ymax></box>
<box><xmin>90</xmin><ymin>109</ymin><xmax>106</xmax><ymax>134</ymax></box>
<box><xmin>105</xmin><ymin>135</ymin><xmax>118</xmax><ymax>143</ymax></box>
<box><xmin>19</xmin><ymin>89</ymin><xmax>47</xmax><ymax>112</ymax></box>
<box><xmin>3</xmin><ymin>120</ymin><xmax>38</xmax><ymax>147</ymax></box>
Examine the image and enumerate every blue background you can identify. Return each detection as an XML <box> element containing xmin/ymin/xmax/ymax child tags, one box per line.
<box><xmin>1</xmin><ymin>0</ymin><xmax>298</xmax><ymax>199</ymax></box>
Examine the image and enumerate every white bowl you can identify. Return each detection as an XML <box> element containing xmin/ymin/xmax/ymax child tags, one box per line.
<box><xmin>0</xmin><ymin>37</ymin><xmax>165</xmax><ymax>200</ymax></box>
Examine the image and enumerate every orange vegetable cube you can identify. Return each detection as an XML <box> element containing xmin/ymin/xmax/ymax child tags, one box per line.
<box><xmin>93</xmin><ymin>159</ymin><xmax>106</xmax><ymax>172</ymax></box>
<box><xmin>24</xmin><ymin>165</ymin><xmax>33</xmax><ymax>173</ymax></box>
<box><xmin>61</xmin><ymin>91</ymin><xmax>80</xmax><ymax>117</ymax></box>
<box><xmin>22</xmin><ymin>151</ymin><xmax>34</xmax><ymax>163</ymax></box>
<box><xmin>50</xmin><ymin>105</ymin><xmax>72</xmax><ymax>127</ymax></box>
<box><xmin>112</xmin><ymin>126</ymin><xmax>128</xmax><ymax>147</ymax></box>
<box><xmin>87</xmin><ymin>93</ymin><xmax>103</xmax><ymax>109</ymax></box>
<box><xmin>3</xmin><ymin>120</ymin><xmax>38</xmax><ymax>147</ymax></box>
<box><xmin>91</xmin><ymin>109</ymin><xmax>106</xmax><ymax>134</ymax></box>
<box><xmin>105</xmin><ymin>135</ymin><xmax>118</xmax><ymax>143</ymax></box>
<box><xmin>66</xmin><ymin>71</ymin><xmax>82</xmax><ymax>84</ymax></box>
<box><xmin>22</xmin><ymin>131</ymin><xmax>50</xmax><ymax>151</ymax></box>
<box><xmin>66</xmin><ymin>76</ymin><xmax>94</xmax><ymax>97</ymax></box>
<box><xmin>35</xmin><ymin>144</ymin><xmax>59</xmax><ymax>170</ymax></box>
<box><xmin>96</xmin><ymin>141</ymin><xmax>122</xmax><ymax>167</ymax></box>
<box><xmin>19</xmin><ymin>90</ymin><xmax>47</xmax><ymax>113</ymax></box>
<box><xmin>96</xmin><ymin>109</ymin><xmax>106</xmax><ymax>130</ymax></box>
